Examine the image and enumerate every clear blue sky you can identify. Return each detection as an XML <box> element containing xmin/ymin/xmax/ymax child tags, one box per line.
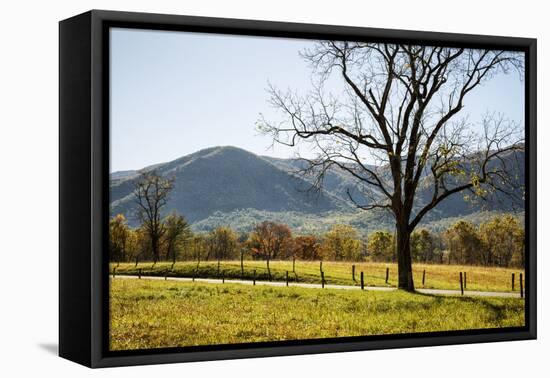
<box><xmin>110</xmin><ymin>28</ymin><xmax>524</xmax><ymax>172</ymax></box>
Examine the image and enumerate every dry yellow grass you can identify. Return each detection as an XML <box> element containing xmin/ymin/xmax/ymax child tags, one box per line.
<box><xmin>109</xmin><ymin>278</ymin><xmax>525</xmax><ymax>350</ymax></box>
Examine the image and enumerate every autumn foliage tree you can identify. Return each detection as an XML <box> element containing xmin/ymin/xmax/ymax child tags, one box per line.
<box><xmin>292</xmin><ymin>235</ymin><xmax>322</xmax><ymax>260</ymax></box>
<box><xmin>444</xmin><ymin>221</ymin><xmax>484</xmax><ymax>265</ymax></box>
<box><xmin>367</xmin><ymin>231</ymin><xmax>395</xmax><ymax>262</ymax></box>
<box><xmin>131</xmin><ymin>226</ymin><xmax>150</xmax><ymax>265</ymax></box>
<box><xmin>109</xmin><ymin>214</ymin><xmax>129</xmax><ymax>265</ymax></box>
<box><xmin>410</xmin><ymin>229</ymin><xmax>438</xmax><ymax>263</ymax></box>
<box><xmin>259</xmin><ymin>42</ymin><xmax>524</xmax><ymax>291</ymax></box>
<box><xmin>478</xmin><ymin>215</ymin><xmax>524</xmax><ymax>267</ymax></box>
<box><xmin>189</xmin><ymin>234</ymin><xmax>207</xmax><ymax>269</ymax></box>
<box><xmin>321</xmin><ymin>224</ymin><xmax>362</xmax><ymax>261</ymax></box>
<box><xmin>163</xmin><ymin>212</ymin><xmax>191</xmax><ymax>266</ymax></box>
<box><xmin>248</xmin><ymin>221</ymin><xmax>292</xmax><ymax>279</ymax></box>
<box><xmin>209</xmin><ymin>227</ymin><xmax>239</xmax><ymax>262</ymax></box>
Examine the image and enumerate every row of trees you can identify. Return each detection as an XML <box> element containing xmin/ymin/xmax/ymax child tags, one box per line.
<box><xmin>110</xmin><ymin>212</ymin><xmax>524</xmax><ymax>268</ymax></box>
<box><xmin>367</xmin><ymin>215</ymin><xmax>524</xmax><ymax>267</ymax></box>
<box><xmin>110</xmin><ymin>216</ymin><xmax>362</xmax><ymax>265</ymax></box>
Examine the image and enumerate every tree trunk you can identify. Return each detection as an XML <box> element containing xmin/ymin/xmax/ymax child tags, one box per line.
<box><xmin>195</xmin><ymin>248</ymin><xmax>201</xmax><ymax>275</ymax></box>
<box><xmin>266</xmin><ymin>257</ymin><xmax>271</xmax><ymax>281</ymax></box>
<box><xmin>151</xmin><ymin>235</ymin><xmax>159</xmax><ymax>264</ymax></box>
<box><xmin>121</xmin><ymin>242</ymin><xmax>126</xmax><ymax>263</ymax></box>
<box><xmin>396</xmin><ymin>220</ymin><xmax>414</xmax><ymax>292</ymax></box>
<box><xmin>240</xmin><ymin>250</ymin><xmax>244</xmax><ymax>277</ymax></box>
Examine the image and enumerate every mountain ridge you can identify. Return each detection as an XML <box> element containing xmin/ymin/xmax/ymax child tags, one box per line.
<box><xmin>110</xmin><ymin>145</ymin><xmax>524</xmax><ymax>232</ymax></box>
<box><xmin>110</xmin><ymin>146</ymin><xmax>349</xmax><ymax>226</ymax></box>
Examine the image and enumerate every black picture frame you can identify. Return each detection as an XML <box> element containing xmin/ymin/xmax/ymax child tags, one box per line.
<box><xmin>59</xmin><ymin>9</ymin><xmax>537</xmax><ymax>368</ymax></box>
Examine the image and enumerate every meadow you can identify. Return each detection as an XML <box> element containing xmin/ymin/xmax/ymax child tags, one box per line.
<box><xmin>110</xmin><ymin>278</ymin><xmax>525</xmax><ymax>350</ymax></box>
<box><xmin>111</xmin><ymin>260</ymin><xmax>524</xmax><ymax>293</ymax></box>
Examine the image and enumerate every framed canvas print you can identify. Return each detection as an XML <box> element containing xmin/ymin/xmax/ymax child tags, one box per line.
<box><xmin>59</xmin><ymin>10</ymin><xmax>537</xmax><ymax>368</ymax></box>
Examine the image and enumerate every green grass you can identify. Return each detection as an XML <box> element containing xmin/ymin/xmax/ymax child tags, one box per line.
<box><xmin>111</xmin><ymin>260</ymin><xmax>524</xmax><ymax>292</ymax></box>
<box><xmin>110</xmin><ymin>278</ymin><xmax>525</xmax><ymax>351</ymax></box>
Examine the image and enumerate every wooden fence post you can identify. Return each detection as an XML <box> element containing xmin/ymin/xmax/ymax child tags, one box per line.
<box><xmin>360</xmin><ymin>272</ymin><xmax>364</xmax><ymax>290</ymax></box>
<box><xmin>222</xmin><ymin>271</ymin><xmax>225</xmax><ymax>284</ymax></box>
<box><xmin>512</xmin><ymin>273</ymin><xmax>515</xmax><ymax>291</ymax></box>
<box><xmin>240</xmin><ymin>252</ymin><xmax>244</xmax><ymax>278</ymax></box>
<box><xmin>422</xmin><ymin>269</ymin><xmax>426</xmax><ymax>286</ymax></box>
<box><xmin>520</xmin><ymin>273</ymin><xmax>524</xmax><ymax>298</ymax></box>
<box><xmin>112</xmin><ymin>267</ymin><xmax>116</xmax><ymax>278</ymax></box>
<box><xmin>253</xmin><ymin>270</ymin><xmax>256</xmax><ymax>286</ymax></box>
<box><xmin>138</xmin><ymin>268</ymin><xmax>142</xmax><ymax>279</ymax></box>
<box><xmin>459</xmin><ymin>272</ymin><xmax>464</xmax><ymax>295</ymax></box>
<box><xmin>321</xmin><ymin>271</ymin><xmax>325</xmax><ymax>288</ymax></box>
<box><xmin>286</xmin><ymin>271</ymin><xmax>289</xmax><ymax>287</ymax></box>
<box><xmin>385</xmin><ymin>267</ymin><xmax>389</xmax><ymax>284</ymax></box>
<box><xmin>352</xmin><ymin>265</ymin><xmax>356</xmax><ymax>282</ymax></box>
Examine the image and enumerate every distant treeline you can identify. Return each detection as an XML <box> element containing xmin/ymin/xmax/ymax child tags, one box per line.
<box><xmin>110</xmin><ymin>213</ymin><xmax>524</xmax><ymax>268</ymax></box>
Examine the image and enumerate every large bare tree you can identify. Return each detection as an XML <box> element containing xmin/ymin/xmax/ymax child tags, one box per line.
<box><xmin>258</xmin><ymin>42</ymin><xmax>524</xmax><ymax>291</ymax></box>
<box><xmin>133</xmin><ymin>171</ymin><xmax>174</xmax><ymax>264</ymax></box>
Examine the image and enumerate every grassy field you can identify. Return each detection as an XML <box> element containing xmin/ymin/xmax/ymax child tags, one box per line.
<box><xmin>110</xmin><ymin>278</ymin><xmax>525</xmax><ymax>351</ymax></box>
<box><xmin>111</xmin><ymin>260</ymin><xmax>524</xmax><ymax>292</ymax></box>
